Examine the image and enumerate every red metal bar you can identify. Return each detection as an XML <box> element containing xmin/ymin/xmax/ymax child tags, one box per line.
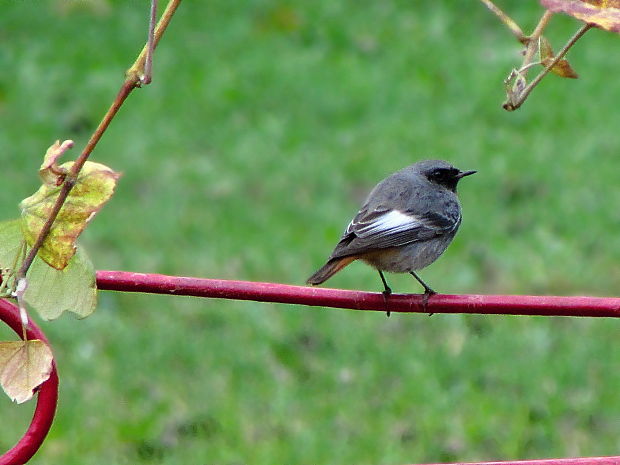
<box><xmin>95</xmin><ymin>271</ymin><xmax>620</xmax><ymax>465</ymax></box>
<box><xmin>416</xmin><ymin>456</ymin><xmax>620</xmax><ymax>465</ymax></box>
<box><xmin>96</xmin><ymin>270</ymin><xmax>620</xmax><ymax>318</ymax></box>
<box><xmin>0</xmin><ymin>299</ymin><xmax>59</xmax><ymax>465</ymax></box>
<box><xmin>0</xmin><ymin>272</ymin><xmax>614</xmax><ymax>464</ymax></box>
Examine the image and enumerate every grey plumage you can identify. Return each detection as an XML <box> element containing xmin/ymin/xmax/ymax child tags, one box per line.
<box><xmin>307</xmin><ymin>160</ymin><xmax>475</xmax><ymax>293</ymax></box>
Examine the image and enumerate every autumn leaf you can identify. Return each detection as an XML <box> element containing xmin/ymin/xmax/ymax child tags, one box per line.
<box><xmin>0</xmin><ymin>339</ymin><xmax>53</xmax><ymax>404</ymax></box>
<box><xmin>539</xmin><ymin>36</ymin><xmax>579</xmax><ymax>78</ymax></box>
<box><xmin>582</xmin><ymin>0</ymin><xmax>620</xmax><ymax>8</ymax></box>
<box><xmin>20</xmin><ymin>140</ymin><xmax>121</xmax><ymax>270</ymax></box>
<box><xmin>541</xmin><ymin>0</ymin><xmax>620</xmax><ymax>33</ymax></box>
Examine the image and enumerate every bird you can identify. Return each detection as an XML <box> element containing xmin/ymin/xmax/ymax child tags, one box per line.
<box><xmin>307</xmin><ymin>160</ymin><xmax>476</xmax><ymax>311</ymax></box>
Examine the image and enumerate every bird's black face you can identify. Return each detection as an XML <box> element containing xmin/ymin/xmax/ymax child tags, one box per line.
<box><xmin>424</xmin><ymin>166</ymin><xmax>476</xmax><ymax>192</ymax></box>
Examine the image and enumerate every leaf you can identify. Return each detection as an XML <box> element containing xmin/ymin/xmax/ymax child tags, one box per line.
<box><xmin>548</xmin><ymin>59</ymin><xmax>580</xmax><ymax>78</ymax></box>
<box><xmin>25</xmin><ymin>246</ymin><xmax>97</xmax><ymax>320</ymax></box>
<box><xmin>20</xmin><ymin>140</ymin><xmax>121</xmax><ymax>270</ymax></box>
<box><xmin>541</xmin><ymin>0</ymin><xmax>620</xmax><ymax>33</ymax></box>
<box><xmin>0</xmin><ymin>340</ymin><xmax>53</xmax><ymax>403</ymax></box>
<box><xmin>503</xmin><ymin>68</ymin><xmax>528</xmax><ymax>110</ymax></box>
<box><xmin>39</xmin><ymin>139</ymin><xmax>73</xmax><ymax>186</ymax></box>
<box><xmin>582</xmin><ymin>0</ymin><xmax>620</xmax><ymax>8</ymax></box>
<box><xmin>0</xmin><ymin>219</ymin><xmax>97</xmax><ymax>319</ymax></box>
<box><xmin>0</xmin><ymin>219</ymin><xmax>25</xmax><ymax>292</ymax></box>
<box><xmin>539</xmin><ymin>35</ymin><xmax>555</xmax><ymax>62</ymax></box>
<box><xmin>538</xmin><ymin>36</ymin><xmax>579</xmax><ymax>78</ymax></box>
<box><xmin>0</xmin><ymin>219</ymin><xmax>25</xmax><ymax>267</ymax></box>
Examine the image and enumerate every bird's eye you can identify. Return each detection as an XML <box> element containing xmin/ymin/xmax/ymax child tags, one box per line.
<box><xmin>431</xmin><ymin>169</ymin><xmax>444</xmax><ymax>179</ymax></box>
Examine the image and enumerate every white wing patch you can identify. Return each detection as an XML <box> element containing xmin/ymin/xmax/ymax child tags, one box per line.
<box><xmin>355</xmin><ymin>210</ymin><xmax>424</xmax><ymax>237</ymax></box>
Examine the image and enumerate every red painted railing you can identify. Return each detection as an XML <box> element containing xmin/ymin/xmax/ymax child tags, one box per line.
<box><xmin>1</xmin><ymin>270</ymin><xmax>618</xmax><ymax>464</ymax></box>
<box><xmin>418</xmin><ymin>458</ymin><xmax>620</xmax><ymax>465</ymax></box>
<box><xmin>96</xmin><ymin>270</ymin><xmax>620</xmax><ymax>318</ymax></box>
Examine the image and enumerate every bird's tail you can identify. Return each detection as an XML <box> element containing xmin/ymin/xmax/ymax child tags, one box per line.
<box><xmin>306</xmin><ymin>256</ymin><xmax>356</xmax><ymax>285</ymax></box>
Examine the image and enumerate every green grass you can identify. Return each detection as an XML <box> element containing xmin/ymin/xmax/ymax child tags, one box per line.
<box><xmin>1</xmin><ymin>1</ymin><xmax>619</xmax><ymax>464</ymax></box>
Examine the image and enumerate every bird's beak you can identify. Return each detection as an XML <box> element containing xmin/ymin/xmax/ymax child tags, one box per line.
<box><xmin>456</xmin><ymin>170</ymin><xmax>477</xmax><ymax>179</ymax></box>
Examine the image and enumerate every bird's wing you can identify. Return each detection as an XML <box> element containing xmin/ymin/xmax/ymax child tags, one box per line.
<box><xmin>330</xmin><ymin>206</ymin><xmax>460</xmax><ymax>259</ymax></box>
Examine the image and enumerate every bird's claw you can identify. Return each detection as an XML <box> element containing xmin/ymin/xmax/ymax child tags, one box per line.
<box><xmin>422</xmin><ymin>288</ymin><xmax>436</xmax><ymax>316</ymax></box>
<box><xmin>382</xmin><ymin>287</ymin><xmax>392</xmax><ymax>317</ymax></box>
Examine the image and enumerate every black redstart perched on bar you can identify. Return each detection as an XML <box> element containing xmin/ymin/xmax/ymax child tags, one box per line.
<box><xmin>307</xmin><ymin>160</ymin><xmax>475</xmax><ymax>311</ymax></box>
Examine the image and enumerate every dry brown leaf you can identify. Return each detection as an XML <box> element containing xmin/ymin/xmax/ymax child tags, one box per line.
<box><xmin>539</xmin><ymin>36</ymin><xmax>580</xmax><ymax>78</ymax></box>
<box><xmin>548</xmin><ymin>59</ymin><xmax>580</xmax><ymax>78</ymax></box>
<box><xmin>0</xmin><ymin>339</ymin><xmax>53</xmax><ymax>403</ymax></box>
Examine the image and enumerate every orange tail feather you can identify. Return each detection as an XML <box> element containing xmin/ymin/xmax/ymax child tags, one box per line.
<box><xmin>306</xmin><ymin>256</ymin><xmax>356</xmax><ymax>285</ymax></box>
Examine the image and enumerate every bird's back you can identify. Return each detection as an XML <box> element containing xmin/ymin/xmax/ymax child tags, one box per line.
<box><xmin>328</xmin><ymin>166</ymin><xmax>462</xmax><ymax>260</ymax></box>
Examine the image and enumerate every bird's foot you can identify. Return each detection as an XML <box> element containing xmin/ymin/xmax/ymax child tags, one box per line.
<box><xmin>422</xmin><ymin>288</ymin><xmax>436</xmax><ymax>316</ymax></box>
<box><xmin>409</xmin><ymin>271</ymin><xmax>435</xmax><ymax>314</ymax></box>
<box><xmin>382</xmin><ymin>286</ymin><xmax>392</xmax><ymax>317</ymax></box>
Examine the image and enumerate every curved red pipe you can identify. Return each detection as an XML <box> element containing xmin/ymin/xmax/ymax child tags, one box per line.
<box><xmin>416</xmin><ymin>456</ymin><xmax>620</xmax><ymax>465</ymax></box>
<box><xmin>1</xmin><ymin>271</ymin><xmax>618</xmax><ymax>465</ymax></box>
<box><xmin>96</xmin><ymin>271</ymin><xmax>620</xmax><ymax>318</ymax></box>
<box><xmin>0</xmin><ymin>299</ymin><xmax>58</xmax><ymax>465</ymax></box>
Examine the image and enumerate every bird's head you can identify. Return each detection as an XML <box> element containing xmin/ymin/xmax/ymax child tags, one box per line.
<box><xmin>415</xmin><ymin>160</ymin><xmax>476</xmax><ymax>192</ymax></box>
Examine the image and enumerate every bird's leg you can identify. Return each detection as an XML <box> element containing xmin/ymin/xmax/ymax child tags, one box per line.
<box><xmin>409</xmin><ymin>271</ymin><xmax>435</xmax><ymax>294</ymax></box>
<box><xmin>409</xmin><ymin>271</ymin><xmax>436</xmax><ymax>316</ymax></box>
<box><xmin>378</xmin><ymin>270</ymin><xmax>392</xmax><ymax>317</ymax></box>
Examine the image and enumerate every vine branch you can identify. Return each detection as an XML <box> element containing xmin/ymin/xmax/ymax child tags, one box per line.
<box><xmin>520</xmin><ymin>10</ymin><xmax>555</xmax><ymax>77</ymax></box>
<box><xmin>142</xmin><ymin>0</ymin><xmax>158</xmax><ymax>85</ymax></box>
<box><xmin>16</xmin><ymin>0</ymin><xmax>182</xmax><ymax>281</ymax></box>
<box><xmin>479</xmin><ymin>0</ymin><xmax>527</xmax><ymax>43</ymax></box>
<box><xmin>504</xmin><ymin>22</ymin><xmax>592</xmax><ymax>110</ymax></box>
<box><xmin>480</xmin><ymin>1</ymin><xmax>592</xmax><ymax>111</ymax></box>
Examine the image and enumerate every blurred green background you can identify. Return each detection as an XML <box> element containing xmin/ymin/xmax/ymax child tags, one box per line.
<box><xmin>1</xmin><ymin>1</ymin><xmax>619</xmax><ymax>464</ymax></box>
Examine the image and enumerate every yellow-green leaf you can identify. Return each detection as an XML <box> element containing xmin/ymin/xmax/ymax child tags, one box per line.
<box><xmin>0</xmin><ymin>219</ymin><xmax>25</xmax><ymax>294</ymax></box>
<box><xmin>0</xmin><ymin>339</ymin><xmax>53</xmax><ymax>404</ymax></box>
<box><xmin>25</xmin><ymin>246</ymin><xmax>97</xmax><ymax>320</ymax></box>
<box><xmin>20</xmin><ymin>141</ymin><xmax>120</xmax><ymax>270</ymax></box>
<box><xmin>0</xmin><ymin>219</ymin><xmax>98</xmax><ymax>319</ymax></box>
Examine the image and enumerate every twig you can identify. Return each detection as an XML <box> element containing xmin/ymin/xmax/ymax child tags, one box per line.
<box><xmin>15</xmin><ymin>278</ymin><xmax>29</xmax><ymax>341</ymax></box>
<box><xmin>504</xmin><ymin>22</ymin><xmax>592</xmax><ymax>111</ymax></box>
<box><xmin>479</xmin><ymin>0</ymin><xmax>526</xmax><ymax>43</ymax></box>
<box><xmin>16</xmin><ymin>0</ymin><xmax>182</xmax><ymax>280</ymax></box>
<box><xmin>127</xmin><ymin>0</ymin><xmax>179</xmax><ymax>83</ymax></box>
<box><xmin>142</xmin><ymin>0</ymin><xmax>158</xmax><ymax>85</ymax></box>
<box><xmin>520</xmin><ymin>10</ymin><xmax>554</xmax><ymax>77</ymax></box>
